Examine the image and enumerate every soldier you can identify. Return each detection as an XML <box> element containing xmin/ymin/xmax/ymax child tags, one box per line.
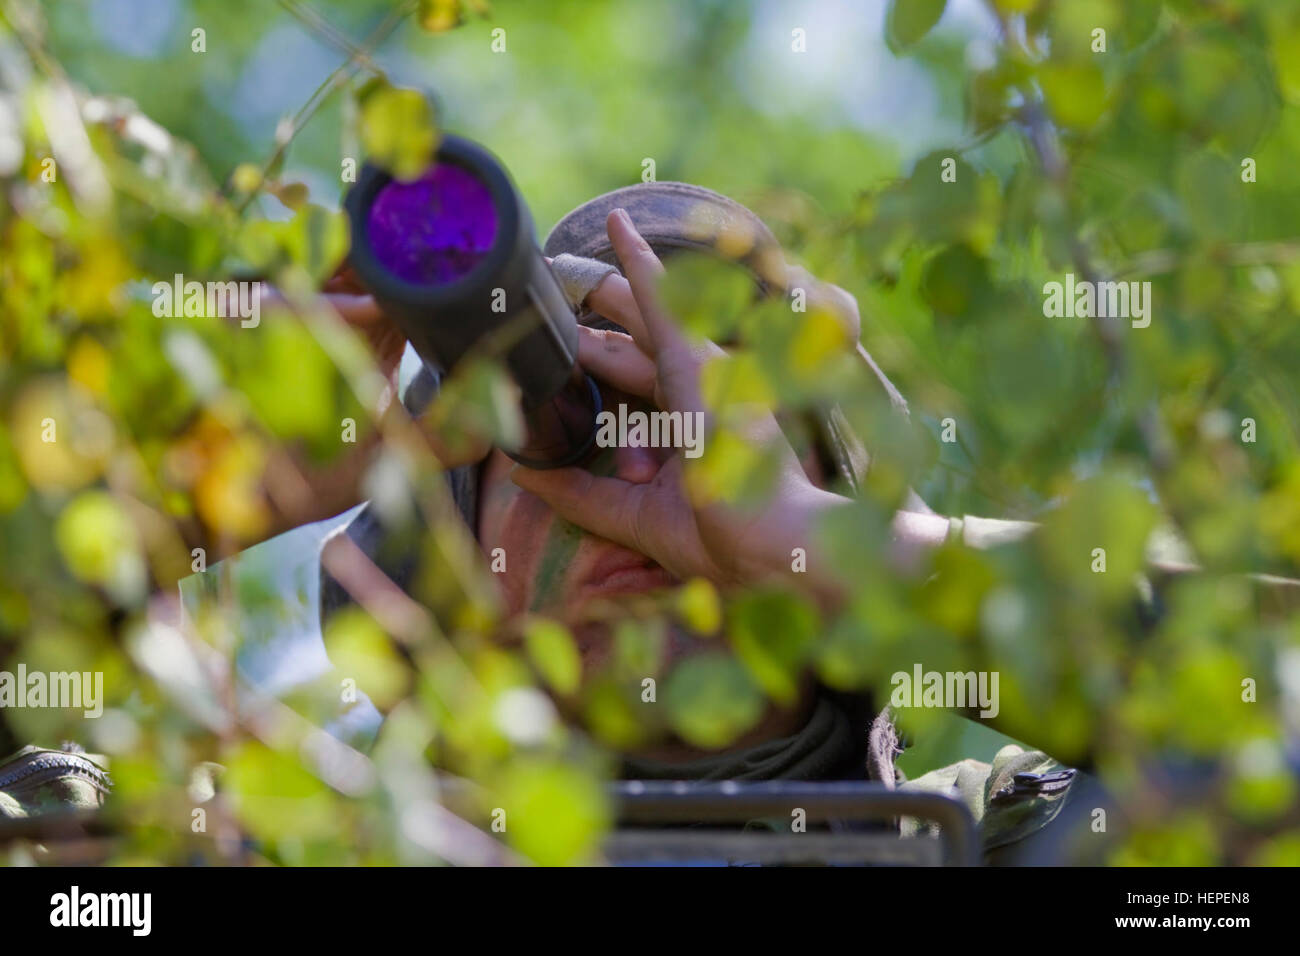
<box><xmin>318</xmin><ymin>182</ymin><xmax>1085</xmax><ymax>862</ymax></box>
<box><xmin>0</xmin><ymin>182</ymin><xmax>1100</xmax><ymax>864</ymax></box>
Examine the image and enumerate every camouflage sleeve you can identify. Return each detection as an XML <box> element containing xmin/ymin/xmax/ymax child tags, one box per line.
<box><xmin>0</xmin><ymin>744</ymin><xmax>111</xmax><ymax>819</ymax></box>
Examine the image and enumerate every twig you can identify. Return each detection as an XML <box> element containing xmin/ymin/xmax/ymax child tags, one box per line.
<box><xmin>233</xmin><ymin>0</ymin><xmax>417</xmax><ymax>212</ymax></box>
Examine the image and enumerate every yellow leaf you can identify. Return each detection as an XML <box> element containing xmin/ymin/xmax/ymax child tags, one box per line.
<box><xmin>67</xmin><ymin>336</ymin><xmax>111</xmax><ymax>396</ymax></box>
<box><xmin>675</xmin><ymin>577</ymin><xmax>721</xmax><ymax>635</ymax></box>
<box><xmin>418</xmin><ymin>0</ymin><xmax>462</xmax><ymax>32</ymax></box>
<box><xmin>359</xmin><ymin>82</ymin><xmax>439</xmax><ymax>181</ymax></box>
<box><xmin>524</xmin><ymin>617</ymin><xmax>582</xmax><ymax>695</ymax></box>
<box><xmin>231</xmin><ymin>163</ymin><xmax>263</xmax><ymax>194</ymax></box>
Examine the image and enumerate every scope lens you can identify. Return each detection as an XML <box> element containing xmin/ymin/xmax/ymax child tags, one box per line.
<box><xmin>367</xmin><ymin>164</ymin><xmax>498</xmax><ymax>285</ymax></box>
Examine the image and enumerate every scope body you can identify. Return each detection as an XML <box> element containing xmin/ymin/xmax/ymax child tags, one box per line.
<box><xmin>345</xmin><ymin>135</ymin><xmax>599</xmax><ymax>468</ymax></box>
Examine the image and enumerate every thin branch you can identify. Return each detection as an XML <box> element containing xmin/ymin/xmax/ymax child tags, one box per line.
<box><xmin>233</xmin><ymin>0</ymin><xmax>417</xmax><ymax>211</ymax></box>
<box><xmin>276</xmin><ymin>0</ymin><xmax>381</xmax><ymax>71</ymax></box>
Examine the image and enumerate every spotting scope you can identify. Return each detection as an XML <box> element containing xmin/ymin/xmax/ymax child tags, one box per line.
<box><xmin>344</xmin><ymin>134</ymin><xmax>601</xmax><ymax>468</ymax></box>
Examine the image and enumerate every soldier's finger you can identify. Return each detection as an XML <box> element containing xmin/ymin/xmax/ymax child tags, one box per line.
<box><xmin>576</xmin><ymin>325</ymin><xmax>657</xmax><ymax>400</ymax></box>
<box><xmin>605</xmin><ymin>208</ymin><xmax>691</xmax><ymax>359</ymax></box>
<box><xmin>582</xmin><ymin>271</ymin><xmax>651</xmax><ymax>347</ymax></box>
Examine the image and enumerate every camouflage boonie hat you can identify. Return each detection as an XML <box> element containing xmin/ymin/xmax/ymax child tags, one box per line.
<box><xmin>544</xmin><ymin>181</ymin><xmax>789</xmax><ymax>293</ymax></box>
<box><xmin>542</xmin><ymin>180</ymin><xmax>910</xmax><ymax>495</ymax></box>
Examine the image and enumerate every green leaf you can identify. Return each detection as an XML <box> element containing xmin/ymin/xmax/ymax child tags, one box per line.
<box><xmin>524</xmin><ymin>617</ymin><xmax>582</xmax><ymax>695</ymax></box>
<box><xmin>728</xmin><ymin>591</ymin><xmax>818</xmax><ymax>705</ymax></box>
<box><xmin>54</xmin><ymin>491</ymin><xmax>144</xmax><ymax>602</ymax></box>
<box><xmin>233</xmin><ymin>313</ymin><xmax>338</xmax><ymax>449</ymax></box>
<box><xmin>225</xmin><ymin>742</ymin><xmax>340</xmax><ymax>841</ymax></box>
<box><xmin>664</xmin><ymin>653</ymin><xmax>765</xmax><ymax>748</ymax></box>
<box><xmin>1037</xmin><ymin>472</ymin><xmax>1157</xmax><ymax>603</ymax></box>
<box><xmin>658</xmin><ymin>252</ymin><xmax>755</xmax><ymax>342</ymax></box>
<box><xmin>886</xmin><ymin>0</ymin><xmax>947</xmax><ymax>54</ymax></box>
<box><xmin>323</xmin><ymin>607</ymin><xmax>409</xmax><ymax>710</ymax></box>
<box><xmin>675</xmin><ymin>577</ymin><xmax>722</xmax><ymax>635</ymax></box>
<box><xmin>236</xmin><ymin>204</ymin><xmax>349</xmax><ymax>285</ymax></box>
<box><xmin>1038</xmin><ymin>63</ymin><xmax>1108</xmax><ymax>130</ymax></box>
<box><xmin>357</xmin><ymin>80</ymin><xmax>439</xmax><ymax>182</ymax></box>
<box><xmin>426</xmin><ymin>357</ymin><xmax>523</xmax><ymax>455</ymax></box>
<box><xmin>495</xmin><ymin>759</ymin><xmax>610</xmax><ymax>865</ymax></box>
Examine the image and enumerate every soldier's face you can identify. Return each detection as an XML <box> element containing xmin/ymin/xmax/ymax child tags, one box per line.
<box><xmin>476</xmin><ymin>387</ymin><xmax>829</xmax><ymax>681</ymax></box>
<box><xmin>476</xmin><ymin>380</ymin><xmax>695</xmax><ymax>675</ymax></box>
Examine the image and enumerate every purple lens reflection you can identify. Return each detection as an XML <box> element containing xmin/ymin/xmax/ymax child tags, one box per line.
<box><xmin>367</xmin><ymin>164</ymin><xmax>498</xmax><ymax>285</ymax></box>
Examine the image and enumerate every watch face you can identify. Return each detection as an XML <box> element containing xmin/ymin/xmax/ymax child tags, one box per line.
<box><xmin>367</xmin><ymin>163</ymin><xmax>499</xmax><ymax>286</ymax></box>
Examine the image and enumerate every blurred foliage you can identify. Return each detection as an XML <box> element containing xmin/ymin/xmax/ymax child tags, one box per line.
<box><xmin>2</xmin><ymin>0</ymin><xmax>1300</xmax><ymax>867</ymax></box>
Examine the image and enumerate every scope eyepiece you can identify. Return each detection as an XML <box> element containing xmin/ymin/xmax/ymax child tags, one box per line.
<box><xmin>345</xmin><ymin>135</ymin><xmax>601</xmax><ymax>469</ymax></box>
<box><xmin>367</xmin><ymin>163</ymin><xmax>499</xmax><ymax>287</ymax></box>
